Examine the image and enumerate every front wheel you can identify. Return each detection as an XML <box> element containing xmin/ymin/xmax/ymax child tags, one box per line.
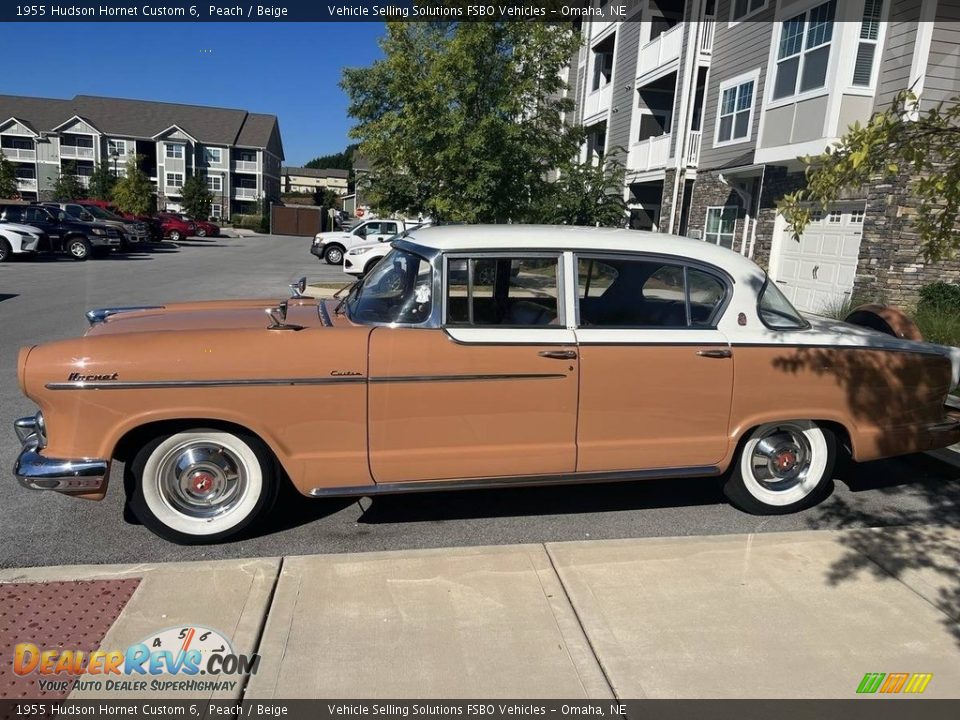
<box><xmin>196</xmin><ymin>228</ymin><xmax>208</xmax><ymax>237</ymax></box>
<box><xmin>324</xmin><ymin>245</ymin><xmax>344</xmax><ymax>265</ymax></box>
<box><xmin>0</xmin><ymin>238</ymin><xmax>11</xmax><ymax>263</ymax></box>
<box><xmin>129</xmin><ymin>429</ymin><xmax>279</xmax><ymax>544</ymax></box>
<box><xmin>67</xmin><ymin>237</ymin><xmax>91</xmax><ymax>261</ymax></box>
<box><xmin>723</xmin><ymin>421</ymin><xmax>836</xmax><ymax>514</ymax></box>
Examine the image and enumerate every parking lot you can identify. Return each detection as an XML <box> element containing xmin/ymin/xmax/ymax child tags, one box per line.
<box><xmin>1</xmin><ymin>234</ymin><xmax>958</xmax><ymax>568</ymax></box>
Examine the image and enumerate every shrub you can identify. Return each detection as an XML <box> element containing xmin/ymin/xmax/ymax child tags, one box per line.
<box><xmin>914</xmin><ymin>305</ymin><xmax>960</xmax><ymax>347</ymax></box>
<box><xmin>231</xmin><ymin>214</ymin><xmax>265</xmax><ymax>231</ymax></box>
<box><xmin>918</xmin><ymin>282</ymin><xmax>960</xmax><ymax>313</ymax></box>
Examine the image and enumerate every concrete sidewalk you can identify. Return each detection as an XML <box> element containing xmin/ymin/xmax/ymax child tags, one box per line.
<box><xmin>2</xmin><ymin>527</ymin><xmax>958</xmax><ymax>700</ymax></box>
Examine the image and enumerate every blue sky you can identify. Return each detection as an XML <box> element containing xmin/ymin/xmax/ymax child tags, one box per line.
<box><xmin>0</xmin><ymin>22</ymin><xmax>386</xmax><ymax>165</ymax></box>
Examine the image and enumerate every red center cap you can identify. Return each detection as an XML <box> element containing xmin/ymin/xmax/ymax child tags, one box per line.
<box><xmin>776</xmin><ymin>451</ymin><xmax>797</xmax><ymax>471</ymax></box>
<box><xmin>192</xmin><ymin>472</ymin><xmax>215</xmax><ymax>493</ymax></box>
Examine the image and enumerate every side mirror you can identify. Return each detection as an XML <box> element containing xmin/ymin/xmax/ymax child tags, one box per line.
<box><xmin>81</xmin><ymin>212</ymin><xmax>93</xmax><ymax>221</ymax></box>
<box><xmin>57</xmin><ymin>211</ymin><xmax>66</xmax><ymax>222</ymax></box>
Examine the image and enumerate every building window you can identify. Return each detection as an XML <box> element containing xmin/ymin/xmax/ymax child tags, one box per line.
<box><xmin>165</xmin><ymin>143</ymin><xmax>185</xmax><ymax>159</ymax></box>
<box><xmin>731</xmin><ymin>0</ymin><xmax>766</xmax><ymax>22</ymax></box>
<box><xmin>591</xmin><ymin>34</ymin><xmax>615</xmax><ymax>91</ymax></box>
<box><xmin>715</xmin><ymin>72</ymin><xmax>757</xmax><ymax>145</ymax></box>
<box><xmin>772</xmin><ymin>0</ymin><xmax>836</xmax><ymax>101</ymax></box>
<box><xmin>853</xmin><ymin>0</ymin><xmax>883</xmax><ymax>86</ymax></box>
<box><xmin>828</xmin><ymin>209</ymin><xmax>842</xmax><ymax>223</ymax></box>
<box><xmin>207</xmin><ymin>175</ymin><xmax>223</xmax><ymax>192</ymax></box>
<box><xmin>166</xmin><ymin>172</ymin><xmax>184</xmax><ymax>188</ymax></box>
<box><xmin>205</xmin><ymin>147</ymin><xmax>222</xmax><ymax>164</ymax></box>
<box><xmin>705</xmin><ymin>206</ymin><xmax>737</xmax><ymax>249</ymax></box>
<box><xmin>586</xmin><ymin>123</ymin><xmax>606</xmax><ymax>161</ymax></box>
<box><xmin>211</xmin><ymin>204</ymin><xmax>222</xmax><ymax>219</ymax></box>
<box><xmin>107</xmin><ymin>140</ymin><xmax>126</xmax><ymax>157</ymax></box>
<box><xmin>850</xmin><ymin>209</ymin><xmax>865</xmax><ymax>223</ymax></box>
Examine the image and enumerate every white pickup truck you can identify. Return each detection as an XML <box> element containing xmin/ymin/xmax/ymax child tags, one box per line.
<box><xmin>310</xmin><ymin>218</ymin><xmax>415</xmax><ymax>265</ymax></box>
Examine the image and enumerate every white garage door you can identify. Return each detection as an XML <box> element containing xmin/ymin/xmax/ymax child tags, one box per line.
<box><xmin>773</xmin><ymin>203</ymin><xmax>865</xmax><ymax>314</ymax></box>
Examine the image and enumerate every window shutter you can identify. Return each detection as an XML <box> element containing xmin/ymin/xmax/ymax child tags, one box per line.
<box><xmin>852</xmin><ymin>43</ymin><xmax>876</xmax><ymax>86</ymax></box>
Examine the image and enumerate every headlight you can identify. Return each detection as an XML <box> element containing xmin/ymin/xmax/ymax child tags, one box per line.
<box><xmin>91</xmin><ymin>228</ymin><xmax>107</xmax><ymax>236</ymax></box>
<box><xmin>347</xmin><ymin>247</ymin><xmax>369</xmax><ymax>256</ymax></box>
<box><xmin>313</xmin><ymin>237</ymin><xmax>323</xmax><ymax>245</ymax></box>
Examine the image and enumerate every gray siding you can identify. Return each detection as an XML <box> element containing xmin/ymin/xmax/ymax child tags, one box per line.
<box><xmin>698</xmin><ymin>0</ymin><xmax>775</xmax><ymax>170</ymax></box>
<box><xmin>608</xmin><ymin>21</ymin><xmax>642</xmax><ymax>158</ymax></box>
<box><xmin>926</xmin><ymin>3</ymin><xmax>960</xmax><ymax>107</ymax></box>
<box><xmin>874</xmin><ymin>0</ymin><xmax>922</xmax><ymax>110</ymax></box>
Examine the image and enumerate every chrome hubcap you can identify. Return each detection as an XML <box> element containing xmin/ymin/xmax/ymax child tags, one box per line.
<box><xmin>70</xmin><ymin>242</ymin><xmax>85</xmax><ymax>257</ymax></box>
<box><xmin>328</xmin><ymin>249</ymin><xmax>342</xmax><ymax>263</ymax></box>
<box><xmin>157</xmin><ymin>442</ymin><xmax>248</xmax><ymax>519</ymax></box>
<box><xmin>750</xmin><ymin>427</ymin><xmax>812</xmax><ymax>492</ymax></box>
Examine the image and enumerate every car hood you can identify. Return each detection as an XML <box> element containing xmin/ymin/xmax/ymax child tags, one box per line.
<box><xmin>84</xmin><ymin>298</ymin><xmax>328</xmax><ymax>336</ymax></box>
<box><xmin>315</xmin><ymin>231</ymin><xmax>353</xmax><ymax>242</ymax></box>
<box><xmin>0</xmin><ymin>222</ymin><xmax>43</xmax><ymax>235</ymax></box>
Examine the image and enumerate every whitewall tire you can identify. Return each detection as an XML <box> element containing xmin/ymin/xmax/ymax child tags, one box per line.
<box><xmin>130</xmin><ymin>429</ymin><xmax>278</xmax><ymax>544</ymax></box>
<box><xmin>723</xmin><ymin>421</ymin><xmax>836</xmax><ymax>514</ymax></box>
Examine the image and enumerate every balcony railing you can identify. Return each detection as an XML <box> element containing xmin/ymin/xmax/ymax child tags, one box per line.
<box><xmin>60</xmin><ymin>145</ymin><xmax>94</xmax><ymax>159</ymax></box>
<box><xmin>16</xmin><ymin>177</ymin><xmax>37</xmax><ymax>189</ymax></box>
<box><xmin>687</xmin><ymin>131</ymin><xmax>702</xmax><ymax>167</ymax></box>
<box><xmin>582</xmin><ymin>82</ymin><xmax>613</xmax><ymax>121</ymax></box>
<box><xmin>638</xmin><ymin>24</ymin><xmax>682</xmax><ymax>77</ymax></box>
<box><xmin>234</xmin><ymin>187</ymin><xmax>258</xmax><ymax>199</ymax></box>
<box><xmin>700</xmin><ymin>19</ymin><xmax>715</xmax><ymax>54</ymax></box>
<box><xmin>1</xmin><ymin>147</ymin><xmax>36</xmax><ymax>161</ymax></box>
<box><xmin>233</xmin><ymin>160</ymin><xmax>258</xmax><ymax>172</ymax></box>
<box><xmin>76</xmin><ymin>176</ymin><xmax>91</xmax><ymax>188</ymax></box>
<box><xmin>627</xmin><ymin>134</ymin><xmax>671</xmax><ymax>173</ymax></box>
<box><xmin>164</xmin><ymin>185</ymin><xmax>183</xmax><ymax>196</ymax></box>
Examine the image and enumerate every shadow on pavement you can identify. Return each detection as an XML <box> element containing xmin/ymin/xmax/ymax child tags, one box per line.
<box><xmin>811</xmin><ymin>454</ymin><xmax>960</xmax><ymax>648</ymax></box>
<box><xmin>0</xmin><ymin>294</ymin><xmax>17</xmax><ymax>302</ymax></box>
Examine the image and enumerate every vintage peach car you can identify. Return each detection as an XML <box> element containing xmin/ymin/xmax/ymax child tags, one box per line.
<box><xmin>13</xmin><ymin>225</ymin><xmax>960</xmax><ymax>543</ymax></box>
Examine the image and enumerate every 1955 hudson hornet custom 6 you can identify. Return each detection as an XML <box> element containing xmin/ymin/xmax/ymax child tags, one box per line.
<box><xmin>14</xmin><ymin>226</ymin><xmax>960</xmax><ymax>543</ymax></box>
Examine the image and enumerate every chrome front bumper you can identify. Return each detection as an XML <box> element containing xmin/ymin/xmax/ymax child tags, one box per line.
<box><xmin>13</xmin><ymin>415</ymin><xmax>108</xmax><ymax>492</ymax></box>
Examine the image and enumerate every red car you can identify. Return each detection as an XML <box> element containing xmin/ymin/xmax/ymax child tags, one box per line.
<box><xmin>156</xmin><ymin>214</ymin><xmax>195</xmax><ymax>242</ymax></box>
<box><xmin>157</xmin><ymin>213</ymin><xmax>220</xmax><ymax>239</ymax></box>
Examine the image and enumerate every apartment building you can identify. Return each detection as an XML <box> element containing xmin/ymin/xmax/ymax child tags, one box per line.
<box><xmin>573</xmin><ymin>0</ymin><xmax>960</xmax><ymax>311</ymax></box>
<box><xmin>280</xmin><ymin>167</ymin><xmax>349</xmax><ymax>195</ymax></box>
<box><xmin>0</xmin><ymin>94</ymin><xmax>284</xmax><ymax>221</ymax></box>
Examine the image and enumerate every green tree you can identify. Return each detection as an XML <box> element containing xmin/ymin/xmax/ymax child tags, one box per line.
<box><xmin>0</xmin><ymin>155</ymin><xmax>18</xmax><ymax>198</ymax></box>
<box><xmin>87</xmin><ymin>160</ymin><xmax>117</xmax><ymax>201</ymax></box>
<box><xmin>305</xmin><ymin>144</ymin><xmax>357</xmax><ymax>171</ymax></box>
<box><xmin>51</xmin><ymin>161</ymin><xmax>84</xmax><ymax>201</ymax></box>
<box><xmin>341</xmin><ymin>22</ymin><xmax>581</xmax><ymax>223</ymax></box>
<box><xmin>535</xmin><ymin>154</ymin><xmax>628</xmax><ymax>227</ymax></box>
<box><xmin>112</xmin><ymin>156</ymin><xmax>154</xmax><ymax>216</ymax></box>
<box><xmin>779</xmin><ymin>91</ymin><xmax>960</xmax><ymax>262</ymax></box>
<box><xmin>181</xmin><ymin>173</ymin><xmax>213</xmax><ymax>220</ymax></box>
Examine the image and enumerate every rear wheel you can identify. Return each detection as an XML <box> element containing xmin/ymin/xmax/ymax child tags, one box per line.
<box><xmin>169</xmin><ymin>230</ymin><xmax>182</xmax><ymax>242</ymax></box>
<box><xmin>67</xmin><ymin>237</ymin><xmax>91</xmax><ymax>261</ymax></box>
<box><xmin>129</xmin><ymin>428</ymin><xmax>279</xmax><ymax>544</ymax></box>
<box><xmin>723</xmin><ymin>421</ymin><xmax>836</xmax><ymax>514</ymax></box>
<box><xmin>0</xmin><ymin>238</ymin><xmax>11</xmax><ymax>263</ymax></box>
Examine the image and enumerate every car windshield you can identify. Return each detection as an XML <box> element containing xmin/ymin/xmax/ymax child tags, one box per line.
<box><xmin>758</xmin><ymin>276</ymin><xmax>809</xmax><ymax>329</ymax></box>
<box><xmin>346</xmin><ymin>248</ymin><xmax>433</xmax><ymax>325</ymax></box>
<box><xmin>83</xmin><ymin>206</ymin><xmax>121</xmax><ymax>221</ymax></box>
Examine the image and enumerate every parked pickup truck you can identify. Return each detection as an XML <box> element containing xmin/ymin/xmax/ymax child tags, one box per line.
<box><xmin>311</xmin><ymin>218</ymin><xmax>415</xmax><ymax>265</ymax></box>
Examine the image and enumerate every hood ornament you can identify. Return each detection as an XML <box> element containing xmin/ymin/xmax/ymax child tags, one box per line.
<box><xmin>265</xmin><ymin>300</ymin><xmax>303</xmax><ymax>331</ymax></box>
<box><xmin>289</xmin><ymin>277</ymin><xmax>307</xmax><ymax>298</ymax></box>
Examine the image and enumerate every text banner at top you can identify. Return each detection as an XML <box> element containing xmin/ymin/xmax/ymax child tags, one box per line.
<box><xmin>3</xmin><ymin>1</ymin><xmax>636</xmax><ymax>22</ymax></box>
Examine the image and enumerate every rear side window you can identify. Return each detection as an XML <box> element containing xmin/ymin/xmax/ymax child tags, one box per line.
<box><xmin>577</xmin><ymin>256</ymin><xmax>727</xmax><ymax>328</ymax></box>
<box><xmin>446</xmin><ymin>256</ymin><xmax>561</xmax><ymax>327</ymax></box>
<box><xmin>1</xmin><ymin>206</ymin><xmax>23</xmax><ymax>222</ymax></box>
<box><xmin>758</xmin><ymin>277</ymin><xmax>809</xmax><ymax>329</ymax></box>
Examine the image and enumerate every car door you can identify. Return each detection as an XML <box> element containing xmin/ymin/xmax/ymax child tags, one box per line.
<box><xmin>573</xmin><ymin>253</ymin><xmax>734</xmax><ymax>473</ymax></box>
<box><xmin>367</xmin><ymin>252</ymin><xmax>579</xmax><ymax>483</ymax></box>
<box><xmin>19</xmin><ymin>207</ymin><xmax>61</xmax><ymax>250</ymax></box>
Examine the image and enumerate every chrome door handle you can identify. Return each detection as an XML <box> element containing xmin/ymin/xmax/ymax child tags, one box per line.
<box><xmin>539</xmin><ymin>350</ymin><xmax>578</xmax><ymax>360</ymax></box>
<box><xmin>696</xmin><ymin>348</ymin><xmax>732</xmax><ymax>359</ymax></box>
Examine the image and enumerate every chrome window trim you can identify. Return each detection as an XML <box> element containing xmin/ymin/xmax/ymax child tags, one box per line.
<box><xmin>45</xmin><ymin>376</ymin><xmax>367</xmax><ymax>391</ymax></box>
<box><xmin>572</xmin><ymin>251</ymin><xmax>734</xmax><ymax>331</ymax></box>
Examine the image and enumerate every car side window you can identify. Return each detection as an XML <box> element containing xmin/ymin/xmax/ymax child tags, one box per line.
<box><xmin>446</xmin><ymin>256</ymin><xmax>561</xmax><ymax>327</ymax></box>
<box><xmin>24</xmin><ymin>207</ymin><xmax>49</xmax><ymax>224</ymax></box>
<box><xmin>382</xmin><ymin>222</ymin><xmax>398</xmax><ymax>235</ymax></box>
<box><xmin>2</xmin><ymin>206</ymin><xmax>23</xmax><ymax>222</ymax></box>
<box><xmin>577</xmin><ymin>256</ymin><xmax>726</xmax><ymax>328</ymax></box>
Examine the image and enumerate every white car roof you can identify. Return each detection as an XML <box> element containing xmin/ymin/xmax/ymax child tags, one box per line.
<box><xmin>404</xmin><ymin>224</ymin><xmax>765</xmax><ymax>283</ymax></box>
